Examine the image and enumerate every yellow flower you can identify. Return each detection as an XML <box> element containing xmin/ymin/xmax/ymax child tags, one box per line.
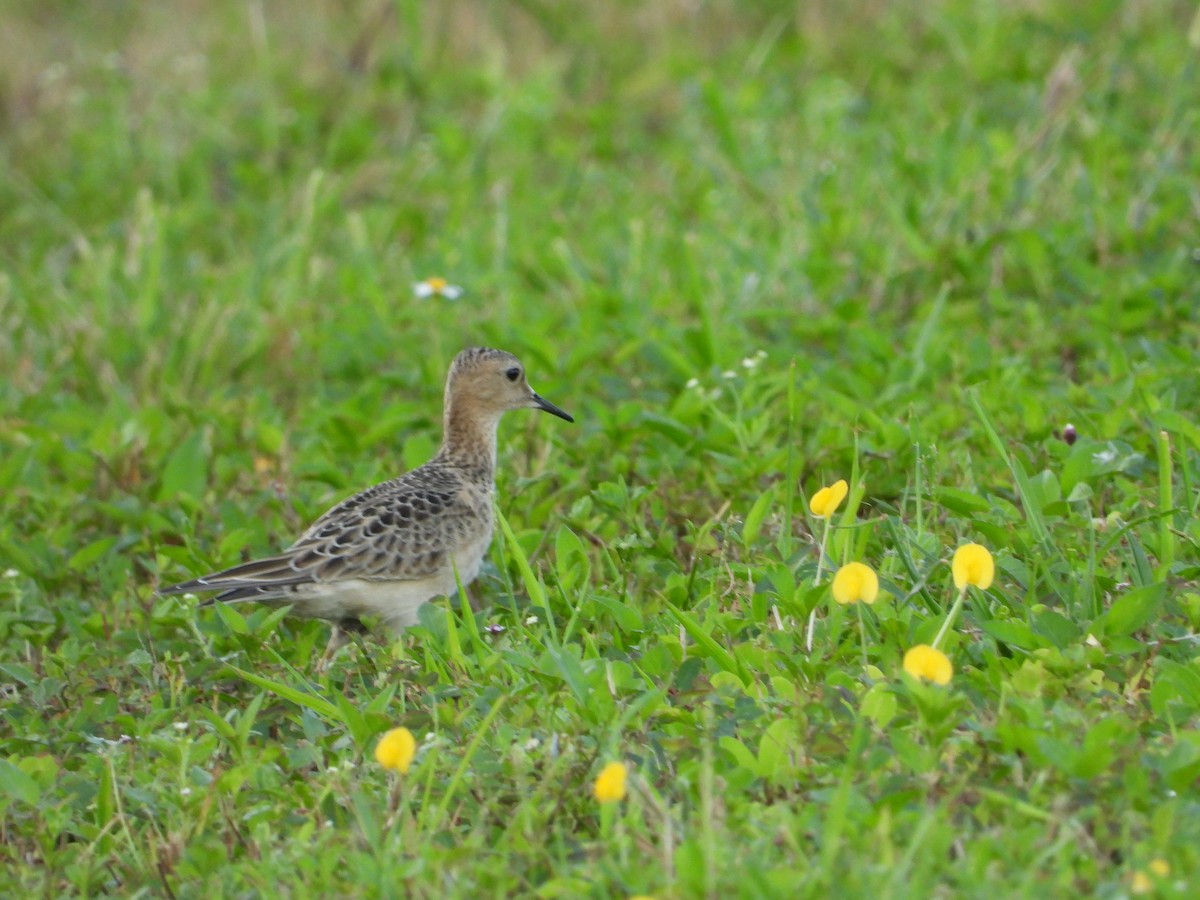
<box><xmin>952</xmin><ymin>543</ymin><xmax>994</xmax><ymax>590</ymax></box>
<box><xmin>809</xmin><ymin>479</ymin><xmax>849</xmax><ymax>519</ymax></box>
<box><xmin>831</xmin><ymin>562</ymin><xmax>879</xmax><ymax>605</ymax></box>
<box><xmin>374</xmin><ymin>727</ymin><xmax>417</xmax><ymax>773</ymax></box>
<box><xmin>1131</xmin><ymin>860</ymin><xmax>1170</xmax><ymax>894</ymax></box>
<box><xmin>903</xmin><ymin>644</ymin><xmax>953</xmax><ymax>685</ymax></box>
<box><xmin>413</xmin><ymin>276</ymin><xmax>463</xmax><ymax>300</ymax></box>
<box><xmin>593</xmin><ymin>761</ymin><xmax>628</xmax><ymax>803</ymax></box>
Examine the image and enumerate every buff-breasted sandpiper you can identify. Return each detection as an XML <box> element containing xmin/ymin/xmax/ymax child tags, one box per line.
<box><xmin>159</xmin><ymin>347</ymin><xmax>573</xmax><ymax>646</ymax></box>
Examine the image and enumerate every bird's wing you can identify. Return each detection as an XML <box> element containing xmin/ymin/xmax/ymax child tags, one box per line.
<box><xmin>158</xmin><ymin>466</ymin><xmax>489</xmax><ymax>599</ymax></box>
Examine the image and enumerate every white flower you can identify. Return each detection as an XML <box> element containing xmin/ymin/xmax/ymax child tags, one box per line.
<box><xmin>721</xmin><ymin>370</ymin><xmax>738</xmax><ymax>380</ymax></box>
<box><xmin>179</xmin><ymin>787</ymin><xmax>192</xmax><ymax>797</ymax></box>
<box><xmin>742</xmin><ymin>350</ymin><xmax>767</xmax><ymax>369</ymax></box>
<box><xmin>172</xmin><ymin>721</ymin><xmax>188</xmax><ymax>732</ymax></box>
<box><xmin>524</xmin><ymin>615</ymin><xmax>539</xmax><ymax>625</ymax></box>
<box><xmin>2</xmin><ymin>569</ymin><xmax>18</xmax><ymax>578</ymax></box>
<box><xmin>413</xmin><ymin>276</ymin><xmax>463</xmax><ymax>300</ymax></box>
<box><xmin>685</xmin><ymin>378</ymin><xmax>701</xmax><ymax>389</ymax></box>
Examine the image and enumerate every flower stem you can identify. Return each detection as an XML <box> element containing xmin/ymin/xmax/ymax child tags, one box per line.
<box><xmin>932</xmin><ymin>586</ymin><xmax>967</xmax><ymax>650</ymax></box>
<box><xmin>814</xmin><ymin>519</ymin><xmax>831</xmax><ymax>586</ymax></box>
<box><xmin>806</xmin><ymin>519</ymin><xmax>832</xmax><ymax>654</ymax></box>
<box><xmin>856</xmin><ymin>600</ymin><xmax>868</xmax><ymax>670</ymax></box>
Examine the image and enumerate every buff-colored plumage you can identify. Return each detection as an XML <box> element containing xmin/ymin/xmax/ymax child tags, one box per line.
<box><xmin>159</xmin><ymin>347</ymin><xmax>572</xmax><ymax>636</ymax></box>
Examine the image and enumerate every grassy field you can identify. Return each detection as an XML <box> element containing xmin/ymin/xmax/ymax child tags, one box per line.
<box><xmin>2</xmin><ymin>0</ymin><xmax>1199</xmax><ymax>895</ymax></box>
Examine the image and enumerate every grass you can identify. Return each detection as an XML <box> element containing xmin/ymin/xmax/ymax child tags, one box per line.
<box><xmin>1</xmin><ymin>0</ymin><xmax>1198</xmax><ymax>895</ymax></box>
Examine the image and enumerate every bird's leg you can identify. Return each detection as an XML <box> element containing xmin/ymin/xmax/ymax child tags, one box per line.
<box><xmin>317</xmin><ymin>617</ymin><xmax>368</xmax><ymax>672</ymax></box>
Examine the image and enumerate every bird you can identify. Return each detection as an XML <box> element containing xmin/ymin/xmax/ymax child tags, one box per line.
<box><xmin>158</xmin><ymin>347</ymin><xmax>574</xmax><ymax>653</ymax></box>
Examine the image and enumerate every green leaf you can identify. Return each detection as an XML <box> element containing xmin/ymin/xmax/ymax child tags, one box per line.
<box><xmin>554</xmin><ymin>525</ymin><xmax>590</xmax><ymax>592</ymax></box>
<box><xmin>495</xmin><ymin>507</ymin><xmax>547</xmax><ymax>611</ymax></box>
<box><xmin>224</xmin><ymin>663</ymin><xmax>340</xmax><ymax>720</ymax></box>
<box><xmin>935</xmin><ymin>487</ymin><xmax>990</xmax><ymax>515</ymax></box>
<box><xmin>757</xmin><ymin>718</ymin><xmax>799</xmax><ymax>780</ymax></box>
<box><xmin>742</xmin><ymin>485</ymin><xmax>776</xmax><ymax>548</ymax></box>
<box><xmin>663</xmin><ymin>600</ymin><xmax>750</xmax><ymax>686</ymax></box>
<box><xmin>544</xmin><ymin>647</ymin><xmax>592</xmax><ymax>708</ymax></box>
<box><xmin>157</xmin><ymin>429</ymin><xmax>211</xmax><ymax>502</ymax></box>
<box><xmin>719</xmin><ymin>735</ymin><xmax>759</xmax><ymax>771</ymax></box>
<box><xmin>981</xmin><ymin>620</ymin><xmax>1046</xmax><ymax>650</ymax></box>
<box><xmin>333</xmin><ymin>689</ymin><xmax>373</xmax><ymax>748</ymax></box>
<box><xmin>67</xmin><ymin>536</ymin><xmax>119</xmax><ymax>572</ymax></box>
<box><xmin>1150</xmin><ymin>660</ymin><xmax>1200</xmax><ymax>717</ymax></box>
<box><xmin>590</xmin><ymin>594</ymin><xmax>643</xmax><ymax>633</ymax></box>
<box><xmin>213</xmin><ymin>602</ymin><xmax>250</xmax><ymax>635</ymax></box>
<box><xmin>0</xmin><ymin>759</ymin><xmax>41</xmax><ymax>806</ymax></box>
<box><xmin>1092</xmin><ymin>583</ymin><xmax>1165</xmax><ymax>638</ymax></box>
<box><xmin>1033</xmin><ymin>609</ymin><xmax>1078</xmax><ymax>648</ymax></box>
<box><xmin>860</xmin><ymin>683</ymin><xmax>898</xmax><ymax>729</ymax></box>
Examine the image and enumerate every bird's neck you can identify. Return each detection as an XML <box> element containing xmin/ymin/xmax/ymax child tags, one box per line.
<box><xmin>438</xmin><ymin>402</ymin><xmax>501</xmax><ymax>479</ymax></box>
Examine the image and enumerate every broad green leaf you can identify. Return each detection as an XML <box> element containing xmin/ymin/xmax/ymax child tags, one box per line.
<box><xmin>157</xmin><ymin>429</ymin><xmax>211</xmax><ymax>502</ymax></box>
<box><xmin>935</xmin><ymin>487</ymin><xmax>990</xmax><ymax>515</ymax></box>
<box><xmin>860</xmin><ymin>683</ymin><xmax>897</xmax><ymax>729</ymax></box>
<box><xmin>1092</xmin><ymin>583</ymin><xmax>1165</xmax><ymax>638</ymax></box>
<box><xmin>0</xmin><ymin>759</ymin><xmax>41</xmax><ymax>806</ymax></box>
<box><xmin>67</xmin><ymin>536</ymin><xmax>118</xmax><ymax>572</ymax></box>
<box><xmin>981</xmin><ymin>620</ymin><xmax>1046</xmax><ymax>650</ymax></box>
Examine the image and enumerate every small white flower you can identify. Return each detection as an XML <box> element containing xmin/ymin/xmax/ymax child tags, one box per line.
<box><xmin>424</xmin><ymin>732</ymin><xmax>436</xmax><ymax>743</ymax></box>
<box><xmin>413</xmin><ymin>276</ymin><xmax>463</xmax><ymax>300</ymax></box>
<box><xmin>523</xmin><ymin>737</ymin><xmax>541</xmax><ymax>751</ymax></box>
<box><xmin>326</xmin><ymin>766</ymin><xmax>339</xmax><ymax>775</ymax></box>
<box><xmin>172</xmin><ymin>721</ymin><xmax>188</xmax><ymax>732</ymax></box>
<box><xmin>685</xmin><ymin>378</ymin><xmax>701</xmax><ymax>389</ymax></box>
<box><xmin>180</xmin><ymin>787</ymin><xmax>192</xmax><ymax>797</ymax></box>
<box><xmin>721</xmin><ymin>370</ymin><xmax>738</xmax><ymax>379</ymax></box>
<box><xmin>324</xmin><ymin>819</ymin><xmax>334</xmax><ymax>828</ymax></box>
<box><xmin>524</xmin><ymin>615</ymin><xmax>539</xmax><ymax>626</ymax></box>
<box><xmin>2</xmin><ymin>569</ymin><xmax>18</xmax><ymax>578</ymax></box>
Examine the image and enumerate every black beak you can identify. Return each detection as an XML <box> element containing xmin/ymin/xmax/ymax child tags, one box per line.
<box><xmin>533</xmin><ymin>393</ymin><xmax>574</xmax><ymax>423</ymax></box>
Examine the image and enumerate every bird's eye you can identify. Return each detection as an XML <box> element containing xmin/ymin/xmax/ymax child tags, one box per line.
<box><xmin>505</xmin><ymin>367</ymin><xmax>521</xmax><ymax>382</ymax></box>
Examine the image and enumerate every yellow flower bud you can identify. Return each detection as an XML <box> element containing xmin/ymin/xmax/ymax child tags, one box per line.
<box><xmin>831</xmin><ymin>562</ymin><xmax>879</xmax><ymax>605</ymax></box>
<box><xmin>374</xmin><ymin>727</ymin><xmax>417</xmax><ymax>774</ymax></box>
<box><xmin>952</xmin><ymin>543</ymin><xmax>994</xmax><ymax>590</ymax></box>
<box><xmin>903</xmin><ymin>644</ymin><xmax>953</xmax><ymax>685</ymax></box>
<box><xmin>593</xmin><ymin>761</ymin><xmax>628</xmax><ymax>803</ymax></box>
<box><xmin>809</xmin><ymin>479</ymin><xmax>849</xmax><ymax>519</ymax></box>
